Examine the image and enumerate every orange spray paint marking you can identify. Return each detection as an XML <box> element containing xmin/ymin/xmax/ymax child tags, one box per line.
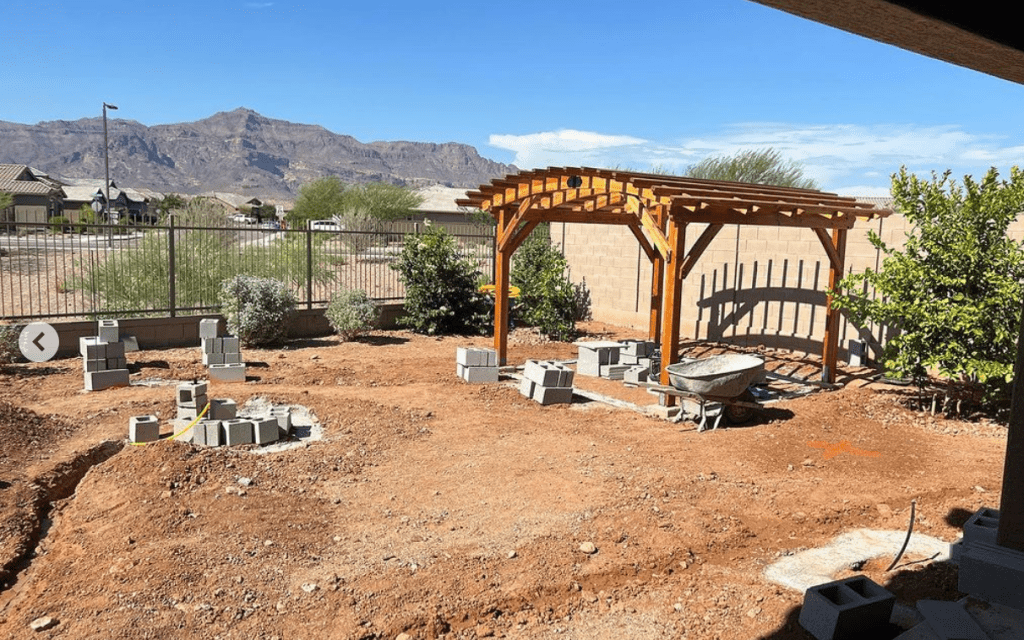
<box><xmin>806</xmin><ymin>440</ymin><xmax>881</xmax><ymax>460</ymax></box>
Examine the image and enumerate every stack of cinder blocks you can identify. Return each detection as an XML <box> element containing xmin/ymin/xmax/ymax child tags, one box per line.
<box><xmin>519</xmin><ymin>360</ymin><xmax>575</xmax><ymax>405</ymax></box>
<box><xmin>620</xmin><ymin>340</ymin><xmax>657</xmax><ymax>383</ymax></box>
<box><xmin>81</xmin><ymin>320</ymin><xmax>130</xmax><ymax>391</ymax></box>
<box><xmin>199</xmin><ymin>318</ymin><xmax>246</xmax><ymax>382</ymax></box>
<box><xmin>574</xmin><ymin>341</ymin><xmax>625</xmax><ymax>378</ymax></box>
<box><xmin>456</xmin><ymin>347</ymin><xmax>499</xmax><ymax>383</ymax></box>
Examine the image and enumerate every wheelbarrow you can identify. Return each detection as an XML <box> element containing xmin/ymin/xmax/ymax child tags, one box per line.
<box><xmin>651</xmin><ymin>354</ymin><xmax>766</xmax><ymax>430</ymax></box>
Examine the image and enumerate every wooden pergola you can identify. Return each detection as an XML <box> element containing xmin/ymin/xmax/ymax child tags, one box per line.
<box><xmin>459</xmin><ymin>167</ymin><xmax>892</xmax><ymax>386</ymax></box>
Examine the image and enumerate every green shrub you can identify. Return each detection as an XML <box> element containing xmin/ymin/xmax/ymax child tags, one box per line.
<box><xmin>219</xmin><ymin>275</ymin><xmax>296</xmax><ymax>347</ymax></box>
<box><xmin>834</xmin><ymin>166</ymin><xmax>1024</xmax><ymax>409</ymax></box>
<box><xmin>49</xmin><ymin>216</ymin><xmax>71</xmax><ymax>234</ymax></box>
<box><xmin>390</xmin><ymin>225</ymin><xmax>490</xmax><ymax>335</ymax></box>
<box><xmin>510</xmin><ymin>227</ymin><xmax>588</xmax><ymax>341</ymax></box>
<box><xmin>0</xmin><ymin>324</ymin><xmax>20</xmax><ymax>365</ymax></box>
<box><xmin>326</xmin><ymin>287</ymin><xmax>379</xmax><ymax>341</ymax></box>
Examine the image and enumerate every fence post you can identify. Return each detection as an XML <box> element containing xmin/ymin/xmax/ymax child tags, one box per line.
<box><xmin>306</xmin><ymin>228</ymin><xmax>313</xmax><ymax>310</ymax></box>
<box><xmin>168</xmin><ymin>216</ymin><xmax>176</xmax><ymax>317</ymax></box>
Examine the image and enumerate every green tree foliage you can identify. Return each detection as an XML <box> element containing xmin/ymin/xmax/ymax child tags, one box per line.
<box><xmin>686</xmin><ymin>148</ymin><xmax>817</xmax><ymax>189</ymax></box>
<box><xmin>0</xmin><ymin>192</ymin><xmax>12</xmax><ymax>211</ymax></box>
<box><xmin>391</xmin><ymin>224</ymin><xmax>489</xmax><ymax>335</ymax></box>
<box><xmin>287</xmin><ymin>177</ymin><xmax>424</xmax><ymax>230</ymax></box>
<box><xmin>511</xmin><ymin>226</ymin><xmax>588</xmax><ymax>341</ymax></box>
<box><xmin>152</xmin><ymin>194</ymin><xmax>187</xmax><ymax>221</ymax></box>
<box><xmin>833</xmin><ymin>166</ymin><xmax>1024</xmax><ymax>406</ymax></box>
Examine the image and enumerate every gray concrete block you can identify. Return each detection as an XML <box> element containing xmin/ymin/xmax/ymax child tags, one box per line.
<box><xmin>192</xmin><ymin>420</ymin><xmax>222</xmax><ymax>446</ymax></box>
<box><xmin>253</xmin><ymin>418</ymin><xmax>279</xmax><ymax>445</ymax></box>
<box><xmin>600</xmin><ymin>364</ymin><xmax>632</xmax><ymax>380</ymax></box>
<box><xmin>128</xmin><ymin>415</ymin><xmax>159</xmax><ymax>443</ymax></box>
<box><xmin>958</xmin><ymin>540</ymin><xmax>1024</xmax><ymax>612</ymax></box>
<box><xmin>576</xmin><ymin>349</ymin><xmax>603</xmax><ymax>377</ymax></box>
<box><xmin>222</xmin><ymin>336</ymin><xmax>240</xmax><ymax>354</ymax></box>
<box><xmin>963</xmin><ymin>507</ymin><xmax>999</xmax><ymax>547</ymax></box>
<box><xmin>177</xmin><ymin>382</ymin><xmax>209</xmax><ymax>406</ymax></box>
<box><xmin>618</xmin><ymin>353</ymin><xmax>639</xmax><ymax>366</ymax></box>
<box><xmin>916</xmin><ymin>600</ymin><xmax>988</xmax><ymax>640</ymax></box>
<box><xmin>122</xmin><ymin>335</ymin><xmax>140</xmax><ymax>352</ymax></box>
<box><xmin>457</xmin><ymin>346</ymin><xmax>495</xmax><ymax>367</ymax></box>
<box><xmin>461</xmin><ymin>365</ymin><xmax>499</xmax><ymax>383</ymax></box>
<box><xmin>203</xmin><ymin>352</ymin><xmax>225</xmax><ymax>366</ymax></box>
<box><xmin>202</xmin><ymin>337</ymin><xmax>217</xmax><ymax>354</ymax></box>
<box><xmin>107</xmin><ymin>356</ymin><xmax>127</xmax><ymax>370</ymax></box>
<box><xmin>799</xmin><ymin>576</ymin><xmax>895</xmax><ymax>640</ymax></box>
<box><xmin>209</xmin><ymin>363</ymin><xmax>246</xmax><ymax>382</ymax></box>
<box><xmin>177</xmin><ymin>405</ymin><xmax>202</xmax><ymax>421</ymax></box>
<box><xmin>84</xmin><ymin>358</ymin><xmax>106</xmax><ymax>372</ymax></box>
<box><xmin>624</xmin><ymin>365</ymin><xmax>650</xmax><ymax>384</ymax></box>
<box><xmin>199</xmin><ymin>318</ymin><xmax>219</xmax><ymax>339</ymax></box>
<box><xmin>271</xmin><ymin>407</ymin><xmax>291</xmax><ymax>436</ymax></box>
<box><xmin>556</xmin><ymin>365</ymin><xmax>574</xmax><ymax>387</ymax></box>
<box><xmin>222</xmin><ymin>352</ymin><xmax>242</xmax><ymax>365</ymax></box>
<box><xmin>105</xmin><ymin>339</ymin><xmax>125</xmax><ymax>359</ymax></box>
<box><xmin>84</xmin><ymin>368</ymin><xmax>129</xmax><ymax>391</ymax></box>
<box><xmin>209</xmin><ymin>398</ymin><xmax>237</xmax><ymax>420</ymax></box>
<box><xmin>83</xmin><ymin>342</ymin><xmax>107</xmax><ymax>360</ymax></box>
<box><xmin>519</xmin><ymin>377</ymin><xmax>536</xmax><ymax>398</ymax></box>
<box><xmin>531</xmin><ymin>385</ymin><xmax>573</xmax><ymax>405</ymax></box>
<box><xmin>223</xmin><ymin>419</ymin><xmax>254</xmax><ymax>446</ymax></box>
<box><xmin>79</xmin><ymin>336</ymin><xmax>102</xmax><ymax>357</ymax></box>
<box><xmin>98</xmin><ymin>319</ymin><xmax>119</xmax><ymax>343</ymax></box>
<box><xmin>524</xmin><ymin>360</ymin><xmax>561</xmax><ymax>386</ymax></box>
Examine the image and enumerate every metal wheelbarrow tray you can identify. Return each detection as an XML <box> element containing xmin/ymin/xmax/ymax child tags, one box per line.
<box><xmin>659</xmin><ymin>354</ymin><xmax>766</xmax><ymax>430</ymax></box>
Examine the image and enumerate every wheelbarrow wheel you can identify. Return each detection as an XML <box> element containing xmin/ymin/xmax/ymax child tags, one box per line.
<box><xmin>723</xmin><ymin>390</ymin><xmax>757</xmax><ymax>424</ymax></box>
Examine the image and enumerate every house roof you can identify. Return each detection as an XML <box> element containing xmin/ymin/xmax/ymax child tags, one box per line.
<box><xmin>0</xmin><ymin>164</ymin><xmax>63</xmax><ymax>196</ymax></box>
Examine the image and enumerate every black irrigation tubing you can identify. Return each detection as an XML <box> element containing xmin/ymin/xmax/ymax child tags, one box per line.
<box><xmin>886</xmin><ymin>499</ymin><xmax>916</xmax><ymax>572</ymax></box>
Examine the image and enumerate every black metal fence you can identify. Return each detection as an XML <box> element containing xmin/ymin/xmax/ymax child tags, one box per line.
<box><xmin>0</xmin><ymin>219</ymin><xmax>495</xmax><ymax>321</ymax></box>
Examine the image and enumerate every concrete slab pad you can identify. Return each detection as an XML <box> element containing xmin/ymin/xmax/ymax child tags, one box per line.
<box><xmin>764</xmin><ymin>528</ymin><xmax>951</xmax><ymax>593</ymax></box>
<box><xmin>917</xmin><ymin>600</ymin><xmax>988</xmax><ymax>640</ymax></box>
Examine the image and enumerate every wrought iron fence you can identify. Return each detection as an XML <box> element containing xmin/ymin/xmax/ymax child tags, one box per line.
<box><xmin>0</xmin><ymin>219</ymin><xmax>495</xmax><ymax>321</ymax></box>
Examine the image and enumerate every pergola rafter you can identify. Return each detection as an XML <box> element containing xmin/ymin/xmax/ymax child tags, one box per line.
<box><xmin>460</xmin><ymin>167</ymin><xmax>891</xmax><ymax>388</ymax></box>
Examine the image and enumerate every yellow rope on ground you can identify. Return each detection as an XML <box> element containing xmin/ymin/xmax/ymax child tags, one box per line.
<box><xmin>130</xmin><ymin>402</ymin><xmax>210</xmax><ymax>446</ymax></box>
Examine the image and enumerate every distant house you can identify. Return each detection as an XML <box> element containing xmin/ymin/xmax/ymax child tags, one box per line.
<box><xmin>0</xmin><ymin>164</ymin><xmax>65</xmax><ymax>224</ymax></box>
<box><xmin>200</xmin><ymin>192</ymin><xmax>270</xmax><ymax>220</ymax></box>
<box><xmin>61</xmin><ymin>179</ymin><xmax>161</xmax><ymax>223</ymax></box>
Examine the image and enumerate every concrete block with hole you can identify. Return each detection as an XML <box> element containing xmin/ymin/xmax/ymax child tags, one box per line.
<box><xmin>223</xmin><ymin>419</ymin><xmax>254</xmax><ymax>446</ymax></box>
<box><xmin>209</xmin><ymin>363</ymin><xmax>246</xmax><ymax>382</ymax></box>
<box><xmin>128</xmin><ymin>415</ymin><xmax>159</xmax><ymax>443</ymax></box>
<box><xmin>209</xmin><ymin>398</ymin><xmax>237</xmax><ymax>420</ymax></box>
<box><xmin>799</xmin><ymin>575</ymin><xmax>895</xmax><ymax>640</ymax></box>
<box><xmin>624</xmin><ymin>365</ymin><xmax>650</xmax><ymax>384</ymax></box>
<box><xmin>177</xmin><ymin>382</ymin><xmax>209</xmax><ymax>406</ymax></box>
<box><xmin>191</xmin><ymin>420</ymin><xmax>221</xmax><ymax>446</ymax></box>
<box><xmin>83</xmin><ymin>341</ymin><xmax>107</xmax><ymax>360</ymax></box>
<box><xmin>79</xmin><ymin>336</ymin><xmax>102</xmax><ymax>356</ymax></box>
<box><xmin>199</xmin><ymin>318</ymin><xmax>219</xmax><ymax>339</ymax></box>
<box><xmin>98</xmin><ymin>319</ymin><xmax>119</xmax><ymax>343</ymax></box>
<box><xmin>524</xmin><ymin>360</ymin><xmax>562</xmax><ymax>387</ymax></box>
<box><xmin>600</xmin><ymin>364</ymin><xmax>632</xmax><ymax>380</ymax></box>
<box><xmin>963</xmin><ymin>507</ymin><xmax>1000</xmax><ymax>547</ymax></box>
<box><xmin>84</xmin><ymin>368</ymin><xmax>129</xmax><ymax>391</ymax></box>
<box><xmin>271</xmin><ymin>407</ymin><xmax>292</xmax><ymax>436</ymax></box>
<box><xmin>254</xmin><ymin>418</ymin><xmax>279</xmax><ymax>445</ymax></box>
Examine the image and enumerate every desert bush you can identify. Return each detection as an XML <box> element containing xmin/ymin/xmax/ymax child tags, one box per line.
<box><xmin>391</xmin><ymin>224</ymin><xmax>490</xmax><ymax>335</ymax></box>
<box><xmin>0</xmin><ymin>325</ymin><xmax>20</xmax><ymax>365</ymax></box>
<box><xmin>219</xmin><ymin>275</ymin><xmax>296</xmax><ymax>347</ymax></box>
<box><xmin>325</xmin><ymin>287</ymin><xmax>379</xmax><ymax>341</ymax></box>
<box><xmin>510</xmin><ymin>226</ymin><xmax>588</xmax><ymax>341</ymax></box>
<box><xmin>48</xmin><ymin>216</ymin><xmax>71</xmax><ymax>234</ymax></box>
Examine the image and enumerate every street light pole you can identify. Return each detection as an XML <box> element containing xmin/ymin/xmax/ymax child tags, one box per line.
<box><xmin>102</xmin><ymin>102</ymin><xmax>118</xmax><ymax>222</ymax></box>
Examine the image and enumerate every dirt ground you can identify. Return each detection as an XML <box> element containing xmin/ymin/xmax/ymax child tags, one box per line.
<box><xmin>0</xmin><ymin>321</ymin><xmax>1009</xmax><ymax>639</ymax></box>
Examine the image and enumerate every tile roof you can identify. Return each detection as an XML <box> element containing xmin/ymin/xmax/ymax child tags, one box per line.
<box><xmin>0</xmin><ymin>164</ymin><xmax>61</xmax><ymax>196</ymax></box>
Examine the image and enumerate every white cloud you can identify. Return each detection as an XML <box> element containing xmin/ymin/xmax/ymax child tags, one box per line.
<box><xmin>488</xmin><ymin>122</ymin><xmax>1024</xmax><ymax>195</ymax></box>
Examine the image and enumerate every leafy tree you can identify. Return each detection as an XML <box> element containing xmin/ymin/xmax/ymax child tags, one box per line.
<box><xmin>511</xmin><ymin>226</ymin><xmax>588</xmax><ymax>341</ymax></box>
<box><xmin>152</xmin><ymin>194</ymin><xmax>187</xmax><ymax>220</ymax></box>
<box><xmin>287</xmin><ymin>177</ymin><xmax>424</xmax><ymax>230</ymax></box>
<box><xmin>390</xmin><ymin>224</ymin><xmax>490</xmax><ymax>335</ymax></box>
<box><xmin>833</xmin><ymin>166</ymin><xmax>1024</xmax><ymax>407</ymax></box>
<box><xmin>288</xmin><ymin>176</ymin><xmax>347</xmax><ymax>229</ymax></box>
<box><xmin>686</xmin><ymin>148</ymin><xmax>817</xmax><ymax>189</ymax></box>
<box><xmin>0</xmin><ymin>192</ymin><xmax>12</xmax><ymax>211</ymax></box>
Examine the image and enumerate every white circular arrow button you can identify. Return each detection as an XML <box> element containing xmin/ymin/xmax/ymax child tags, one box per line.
<box><xmin>19</xmin><ymin>322</ymin><xmax>59</xmax><ymax>363</ymax></box>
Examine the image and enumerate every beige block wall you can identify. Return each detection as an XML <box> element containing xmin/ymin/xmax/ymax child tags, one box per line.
<box><xmin>552</xmin><ymin>213</ymin><xmax>1004</xmax><ymax>364</ymax></box>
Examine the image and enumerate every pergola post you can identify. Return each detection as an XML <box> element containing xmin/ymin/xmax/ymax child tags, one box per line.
<box><xmin>659</xmin><ymin>218</ymin><xmax>686</xmax><ymax>394</ymax></box>
<box><xmin>650</xmin><ymin>253</ymin><xmax>665</xmax><ymax>342</ymax></box>
<box><xmin>997</xmin><ymin>303</ymin><xmax>1024</xmax><ymax>551</ymax></box>
<box><xmin>494</xmin><ymin>207</ymin><xmax>511</xmax><ymax>366</ymax></box>
<box><xmin>819</xmin><ymin>227</ymin><xmax>848</xmax><ymax>383</ymax></box>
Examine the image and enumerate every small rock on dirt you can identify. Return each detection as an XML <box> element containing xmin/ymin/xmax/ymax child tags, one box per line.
<box><xmin>579</xmin><ymin>542</ymin><xmax>597</xmax><ymax>554</ymax></box>
<box><xmin>475</xmin><ymin>625</ymin><xmax>494</xmax><ymax>637</ymax></box>
<box><xmin>301</xmin><ymin>583</ymin><xmax>318</xmax><ymax>593</ymax></box>
<box><xmin>238</xmin><ymin>477</ymin><xmax>252</xmax><ymax>487</ymax></box>
<box><xmin>30</xmin><ymin>617</ymin><xmax>58</xmax><ymax>632</ymax></box>
<box><xmin>396</xmin><ymin>634</ymin><xmax>412</xmax><ymax>640</ymax></box>
<box><xmin>801</xmin><ymin>458</ymin><xmax>814</xmax><ymax>466</ymax></box>
<box><xmin>507</xmin><ymin>550</ymin><xmax>517</xmax><ymax>559</ymax></box>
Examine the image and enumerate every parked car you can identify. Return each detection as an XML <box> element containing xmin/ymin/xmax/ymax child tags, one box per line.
<box><xmin>309</xmin><ymin>220</ymin><xmax>341</xmax><ymax>231</ymax></box>
<box><xmin>230</xmin><ymin>214</ymin><xmax>257</xmax><ymax>225</ymax></box>
<box><xmin>259</xmin><ymin>220</ymin><xmax>281</xmax><ymax>230</ymax></box>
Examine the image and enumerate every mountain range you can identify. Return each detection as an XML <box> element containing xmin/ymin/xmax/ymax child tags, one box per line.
<box><xmin>0</xmin><ymin>108</ymin><xmax>516</xmax><ymax>200</ymax></box>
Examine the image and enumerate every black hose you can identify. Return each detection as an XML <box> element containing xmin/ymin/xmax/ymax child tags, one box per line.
<box><xmin>886</xmin><ymin>499</ymin><xmax>916</xmax><ymax>572</ymax></box>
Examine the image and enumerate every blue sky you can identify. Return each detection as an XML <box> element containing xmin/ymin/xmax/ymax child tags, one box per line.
<box><xmin>4</xmin><ymin>0</ymin><xmax>1023</xmax><ymax>196</ymax></box>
